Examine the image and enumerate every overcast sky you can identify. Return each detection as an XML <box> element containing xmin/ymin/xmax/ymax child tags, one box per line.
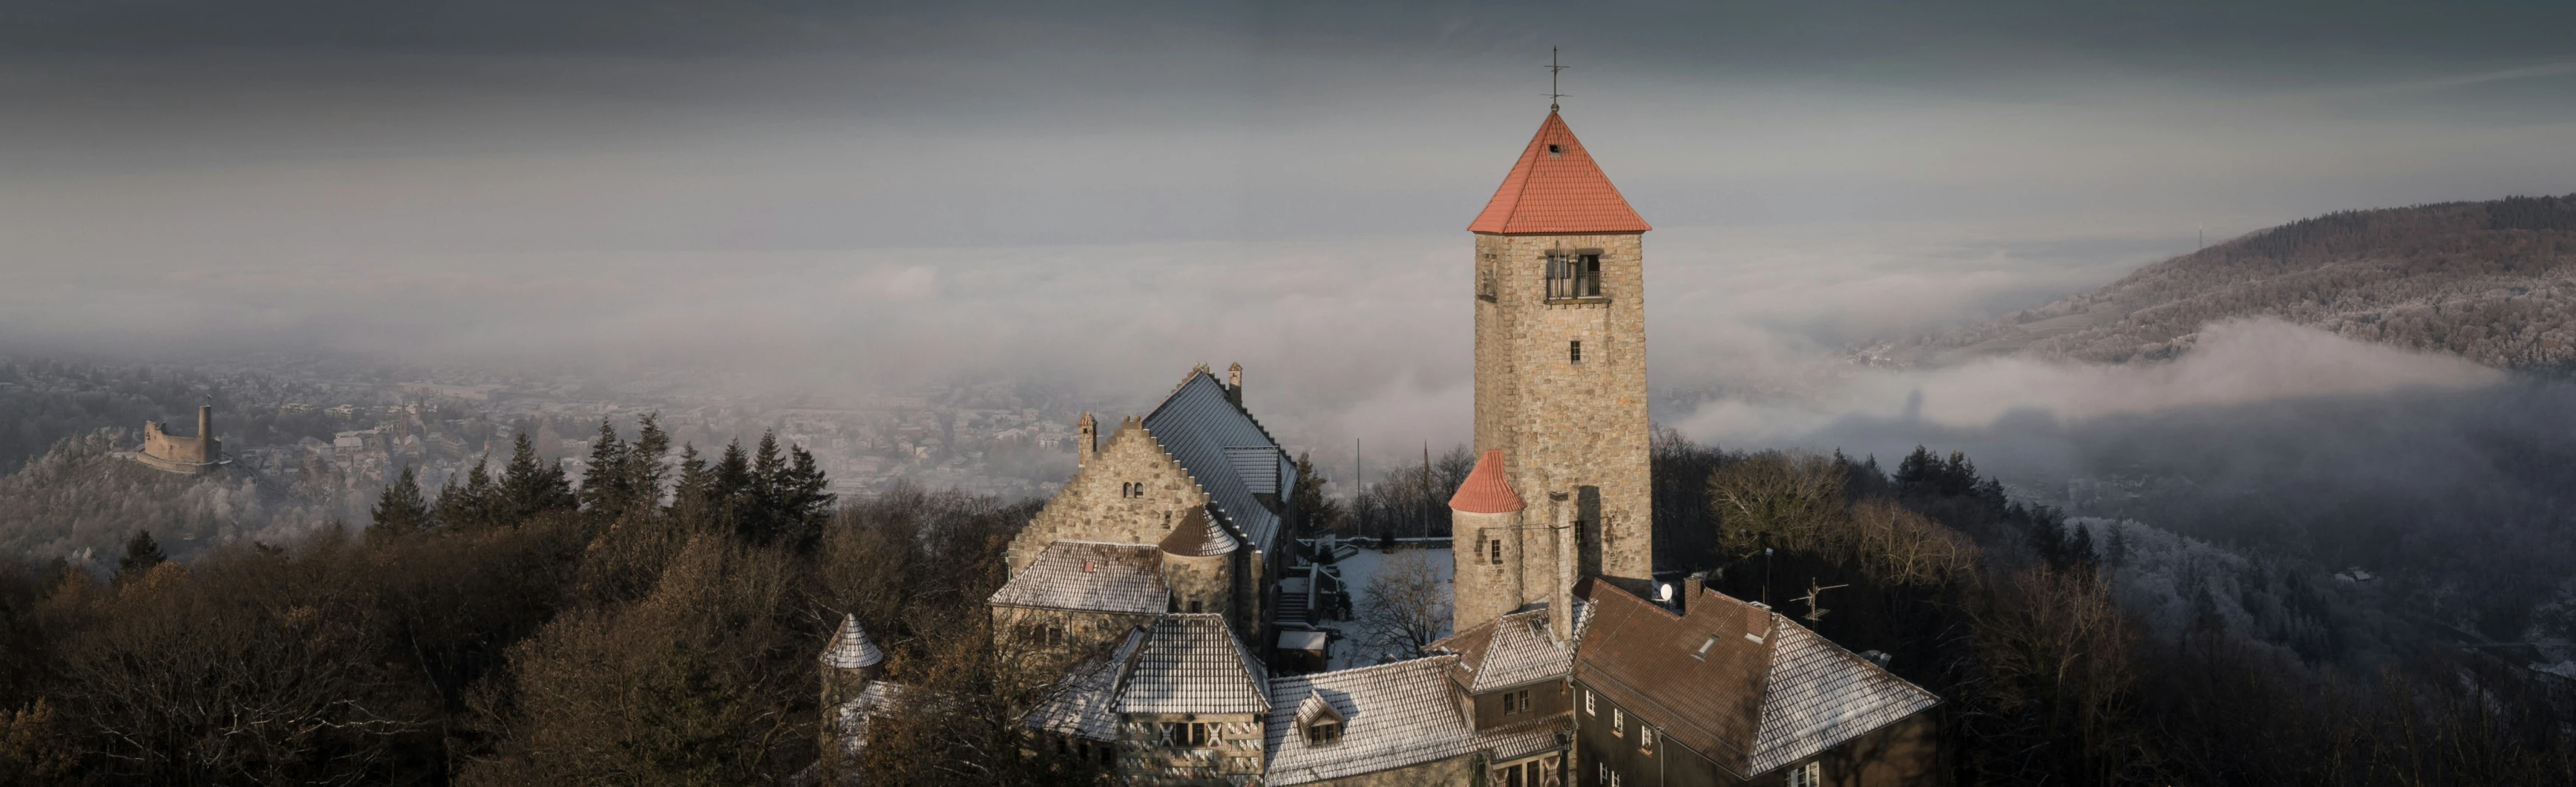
<box><xmin>4</xmin><ymin>0</ymin><xmax>2572</xmax><ymax>468</ymax></box>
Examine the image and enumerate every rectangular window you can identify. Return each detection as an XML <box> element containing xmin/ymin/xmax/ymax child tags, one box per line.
<box><xmin>1503</xmin><ymin>690</ymin><xmax>1517</xmax><ymax>713</ymax></box>
<box><xmin>1584</xmin><ymin>690</ymin><xmax>1595</xmax><ymax>716</ymax></box>
<box><xmin>1546</xmin><ymin>253</ymin><xmax>1602</xmax><ymax>299</ymax></box>
<box><xmin>1569</xmin><ymin>340</ymin><xmax>1582</xmax><ymax>363</ymax></box>
<box><xmin>1508</xmin><ymin>689</ymin><xmax>1531</xmax><ymax>714</ymax></box>
<box><xmin>1611</xmin><ymin>708</ymin><xmax>1624</xmax><ymax>737</ymax></box>
<box><xmin>1787</xmin><ymin>762</ymin><xmax>1820</xmax><ymax>787</ymax></box>
<box><xmin>1490</xmin><ymin>538</ymin><xmax>1503</xmax><ymax>564</ymax></box>
<box><xmin>1639</xmin><ymin>725</ymin><xmax>1655</xmax><ymax>756</ymax></box>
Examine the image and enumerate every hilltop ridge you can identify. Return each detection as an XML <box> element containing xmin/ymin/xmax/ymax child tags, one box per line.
<box><xmin>1878</xmin><ymin>194</ymin><xmax>2576</xmax><ymax>368</ymax></box>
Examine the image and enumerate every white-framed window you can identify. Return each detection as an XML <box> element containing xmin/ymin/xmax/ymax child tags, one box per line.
<box><xmin>1787</xmin><ymin>761</ymin><xmax>1822</xmax><ymax>787</ymax></box>
<box><xmin>1639</xmin><ymin>725</ymin><xmax>1655</xmax><ymax>756</ymax></box>
<box><xmin>1584</xmin><ymin>689</ymin><xmax>1595</xmax><ymax>716</ymax></box>
<box><xmin>1611</xmin><ymin>708</ymin><xmax>1624</xmax><ymax>737</ymax></box>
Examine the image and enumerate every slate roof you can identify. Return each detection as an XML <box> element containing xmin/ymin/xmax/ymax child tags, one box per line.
<box><xmin>988</xmin><ymin>541</ymin><xmax>1167</xmax><ymax>615</ymax></box>
<box><xmin>1447</xmin><ymin>449</ymin><xmax>1524</xmax><ymax>513</ymax></box>
<box><xmin>1120</xmin><ymin>614</ymin><xmax>1272</xmax><ymax>715</ymax></box>
<box><xmin>1142</xmin><ymin>370</ymin><xmax>1295</xmax><ymax>556</ymax></box>
<box><xmin>1572</xmin><ymin>580</ymin><xmax>1939</xmax><ymax>778</ymax></box>
<box><xmin>1028</xmin><ymin>627</ymin><xmax>1148</xmax><ymax>742</ymax></box>
<box><xmin>821</xmin><ymin>613</ymin><xmax>885</xmax><ymax>669</ymax></box>
<box><xmin>1430</xmin><ymin>601</ymin><xmax>1588</xmax><ymax>693</ymax></box>
<box><xmin>1158</xmin><ymin>505</ymin><xmax>1238</xmax><ymax>558</ymax></box>
<box><xmin>1467</xmin><ymin>111</ymin><xmax>1651</xmax><ymax>235</ymax></box>
<box><xmin>1263</xmin><ymin>656</ymin><xmax>1567</xmax><ymax>786</ymax></box>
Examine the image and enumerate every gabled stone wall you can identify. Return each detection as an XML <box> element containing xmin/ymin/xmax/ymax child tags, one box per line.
<box><xmin>1008</xmin><ymin>418</ymin><xmax>1213</xmax><ymax>574</ymax></box>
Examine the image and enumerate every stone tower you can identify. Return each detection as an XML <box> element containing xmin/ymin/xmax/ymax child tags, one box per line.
<box><xmin>1467</xmin><ymin>110</ymin><xmax>1654</xmax><ymax>594</ymax></box>
<box><xmin>818</xmin><ymin>613</ymin><xmax>885</xmax><ymax>713</ymax></box>
<box><xmin>1158</xmin><ymin>505</ymin><xmax>1239</xmax><ymax>624</ymax></box>
<box><xmin>1449</xmin><ymin>449</ymin><xmax>1530</xmax><ymax>631</ymax></box>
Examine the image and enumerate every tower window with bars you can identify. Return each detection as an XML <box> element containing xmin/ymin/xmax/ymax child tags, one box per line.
<box><xmin>1546</xmin><ymin>252</ymin><xmax>1602</xmax><ymax>300</ymax></box>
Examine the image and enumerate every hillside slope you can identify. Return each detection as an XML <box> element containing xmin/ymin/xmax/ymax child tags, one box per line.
<box><xmin>1888</xmin><ymin>194</ymin><xmax>2576</xmax><ymax>367</ymax></box>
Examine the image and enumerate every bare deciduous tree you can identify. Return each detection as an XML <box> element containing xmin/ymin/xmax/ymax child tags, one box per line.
<box><xmin>1355</xmin><ymin>549</ymin><xmax>1450</xmax><ymax>659</ymax></box>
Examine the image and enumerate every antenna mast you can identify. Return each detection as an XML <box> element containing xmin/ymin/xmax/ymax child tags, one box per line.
<box><xmin>1546</xmin><ymin>48</ymin><xmax>1570</xmax><ymax>111</ymax></box>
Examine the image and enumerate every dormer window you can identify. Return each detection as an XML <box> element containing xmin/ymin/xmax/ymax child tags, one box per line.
<box><xmin>1305</xmin><ymin>720</ymin><xmax>1342</xmax><ymax>745</ymax></box>
<box><xmin>1694</xmin><ymin>634</ymin><xmax>1717</xmax><ymax>659</ymax></box>
<box><xmin>1296</xmin><ymin>690</ymin><xmax>1346</xmax><ymax>747</ymax></box>
<box><xmin>1546</xmin><ymin>252</ymin><xmax>1602</xmax><ymax>300</ymax></box>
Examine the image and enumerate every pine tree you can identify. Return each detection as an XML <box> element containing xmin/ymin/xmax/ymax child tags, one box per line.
<box><xmin>2067</xmin><ymin>520</ymin><xmax>2098</xmax><ymax>569</ymax></box>
<box><xmin>626</xmin><ymin>413</ymin><xmax>672</xmax><ymax>514</ymax></box>
<box><xmin>2106</xmin><ymin>523</ymin><xmax>2131</xmax><ymax>568</ymax></box>
<box><xmin>1290</xmin><ymin>451</ymin><xmax>1328</xmax><ymax>533</ymax></box>
<box><xmin>436</xmin><ymin>454</ymin><xmax>499</xmax><ymax>530</ymax></box>
<box><xmin>499</xmin><ymin>432</ymin><xmax>577</xmax><ymax>523</ymax></box>
<box><xmin>670</xmin><ymin>443</ymin><xmax>712</xmax><ymax>529</ymax></box>
<box><xmin>712</xmin><ymin>439</ymin><xmax>753</xmax><ymax>535</ymax></box>
<box><xmin>577</xmin><ymin>420</ymin><xmax>629</xmax><ymax>517</ymax></box>
<box><xmin>117</xmin><ymin>529</ymin><xmax>167</xmax><ymax>581</ymax></box>
<box><xmin>776</xmin><ymin>443</ymin><xmax>836</xmax><ymax>550</ymax></box>
<box><xmin>370</xmin><ymin>465</ymin><xmax>433</xmax><ymax>537</ymax></box>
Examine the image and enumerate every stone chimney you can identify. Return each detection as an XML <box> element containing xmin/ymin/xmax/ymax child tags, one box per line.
<box><xmin>1550</xmin><ymin>490</ymin><xmax>1575</xmax><ymax>643</ymax></box>
<box><xmin>1225</xmin><ymin>362</ymin><xmax>1244</xmax><ymax>407</ymax></box>
<box><xmin>1682</xmin><ymin>572</ymin><xmax>1705</xmax><ymax>615</ymax></box>
<box><xmin>1076</xmin><ymin>412</ymin><xmax>1097</xmax><ymax>466</ymax></box>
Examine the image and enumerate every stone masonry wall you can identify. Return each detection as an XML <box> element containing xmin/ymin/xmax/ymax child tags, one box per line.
<box><xmin>1007</xmin><ymin>418</ymin><xmax>1213</xmax><ymax>574</ymax></box>
<box><xmin>1452</xmin><ymin>508</ymin><xmax>1527</xmax><ymax>632</ymax></box>
<box><xmin>1472</xmin><ymin>232</ymin><xmax>1654</xmax><ymax>588</ymax></box>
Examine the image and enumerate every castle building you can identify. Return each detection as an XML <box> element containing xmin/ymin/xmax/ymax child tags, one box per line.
<box><xmin>823</xmin><ymin>106</ymin><xmax>1943</xmax><ymax>787</ymax></box>
<box><xmin>137</xmin><ymin>404</ymin><xmax>226</xmax><ymax>474</ymax></box>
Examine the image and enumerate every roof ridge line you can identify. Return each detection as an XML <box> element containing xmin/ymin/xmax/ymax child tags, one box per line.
<box><xmin>1268</xmin><ymin>653</ymin><xmax>1459</xmax><ymax>687</ymax></box>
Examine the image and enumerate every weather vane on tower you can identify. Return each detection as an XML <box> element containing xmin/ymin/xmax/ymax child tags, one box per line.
<box><xmin>1547</xmin><ymin>47</ymin><xmax>1569</xmax><ymax>111</ymax></box>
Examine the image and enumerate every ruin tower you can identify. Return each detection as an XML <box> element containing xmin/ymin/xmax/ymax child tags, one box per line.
<box><xmin>1467</xmin><ymin>110</ymin><xmax>1654</xmax><ymax>593</ymax></box>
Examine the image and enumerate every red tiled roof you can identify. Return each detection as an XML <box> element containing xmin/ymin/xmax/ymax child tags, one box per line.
<box><xmin>1448</xmin><ymin>449</ymin><xmax>1524</xmax><ymax>513</ymax></box>
<box><xmin>1467</xmin><ymin>111</ymin><xmax>1651</xmax><ymax>235</ymax></box>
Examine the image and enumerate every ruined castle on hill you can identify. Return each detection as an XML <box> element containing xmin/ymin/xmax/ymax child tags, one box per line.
<box><xmin>822</xmin><ymin>108</ymin><xmax>1947</xmax><ymax>786</ymax></box>
<box><xmin>135</xmin><ymin>405</ymin><xmax>226</xmax><ymax>474</ymax></box>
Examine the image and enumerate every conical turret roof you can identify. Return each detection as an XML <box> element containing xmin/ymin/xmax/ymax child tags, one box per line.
<box><xmin>821</xmin><ymin>613</ymin><xmax>884</xmax><ymax>669</ymax></box>
<box><xmin>1467</xmin><ymin>111</ymin><xmax>1651</xmax><ymax>235</ymax></box>
<box><xmin>1158</xmin><ymin>506</ymin><xmax>1238</xmax><ymax>558</ymax></box>
<box><xmin>1448</xmin><ymin>449</ymin><xmax>1524</xmax><ymax>513</ymax></box>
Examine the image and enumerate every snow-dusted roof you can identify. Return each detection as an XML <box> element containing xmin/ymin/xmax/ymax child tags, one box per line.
<box><xmin>988</xmin><ymin>541</ymin><xmax>1167</xmax><ymax>615</ymax></box>
<box><xmin>1027</xmin><ymin>627</ymin><xmax>1147</xmax><ymax>742</ymax></box>
<box><xmin>1158</xmin><ymin>505</ymin><xmax>1238</xmax><ymax>558</ymax></box>
<box><xmin>1574</xmin><ymin>580</ymin><xmax>1940</xmax><ymax>777</ymax></box>
<box><xmin>1744</xmin><ymin>624</ymin><xmax>1942</xmax><ymax>773</ymax></box>
<box><xmin>820</xmin><ymin>613</ymin><xmax>885</xmax><ymax>670</ymax></box>
<box><xmin>1143</xmin><ymin>370</ymin><xmax>1294</xmax><ymax>556</ymax></box>
<box><xmin>1430</xmin><ymin>601</ymin><xmax>1588</xmax><ymax>693</ymax></box>
<box><xmin>831</xmin><ymin>682</ymin><xmax>913</xmax><ymax>757</ymax></box>
<box><xmin>1121</xmin><ymin>614</ymin><xmax>1271</xmax><ymax>715</ymax></box>
<box><xmin>1262</xmin><ymin>656</ymin><xmax>1565</xmax><ymax>786</ymax></box>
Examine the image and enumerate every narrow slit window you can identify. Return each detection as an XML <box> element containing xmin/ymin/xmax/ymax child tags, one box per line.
<box><xmin>1489</xmin><ymin>538</ymin><xmax>1504</xmax><ymax>564</ymax></box>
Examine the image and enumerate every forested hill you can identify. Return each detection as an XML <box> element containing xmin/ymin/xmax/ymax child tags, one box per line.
<box><xmin>1886</xmin><ymin>194</ymin><xmax>2576</xmax><ymax>367</ymax></box>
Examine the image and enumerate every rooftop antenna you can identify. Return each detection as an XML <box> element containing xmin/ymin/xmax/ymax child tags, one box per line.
<box><xmin>1546</xmin><ymin>47</ymin><xmax>1570</xmax><ymax>112</ymax></box>
<box><xmin>1796</xmin><ymin>579</ymin><xmax>1850</xmax><ymax>625</ymax></box>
